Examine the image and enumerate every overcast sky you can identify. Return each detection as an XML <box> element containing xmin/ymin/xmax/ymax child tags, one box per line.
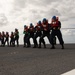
<box><xmin>0</xmin><ymin>0</ymin><xmax>75</xmax><ymax>44</ymax></box>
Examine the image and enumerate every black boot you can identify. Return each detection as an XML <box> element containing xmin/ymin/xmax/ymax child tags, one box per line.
<box><xmin>33</xmin><ymin>44</ymin><xmax>38</xmax><ymax>48</ymax></box>
<box><xmin>33</xmin><ymin>45</ymin><xmax>36</xmax><ymax>48</ymax></box>
<box><xmin>51</xmin><ymin>45</ymin><xmax>55</xmax><ymax>49</ymax></box>
<box><xmin>38</xmin><ymin>44</ymin><xmax>41</xmax><ymax>48</ymax></box>
<box><xmin>23</xmin><ymin>44</ymin><xmax>26</xmax><ymax>47</ymax></box>
<box><xmin>44</xmin><ymin>44</ymin><xmax>46</xmax><ymax>48</ymax></box>
<box><xmin>38</xmin><ymin>41</ymin><xmax>41</xmax><ymax>48</ymax></box>
<box><xmin>61</xmin><ymin>44</ymin><xmax>64</xmax><ymax>49</ymax></box>
<box><xmin>27</xmin><ymin>45</ymin><xmax>31</xmax><ymax>48</ymax></box>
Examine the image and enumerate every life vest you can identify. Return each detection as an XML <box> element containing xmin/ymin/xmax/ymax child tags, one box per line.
<box><xmin>6</xmin><ymin>34</ymin><xmax>9</xmax><ymax>37</ymax></box>
<box><xmin>24</xmin><ymin>26</ymin><xmax>29</xmax><ymax>32</ymax></box>
<box><xmin>29</xmin><ymin>26</ymin><xmax>34</xmax><ymax>32</ymax></box>
<box><xmin>36</xmin><ymin>23</ymin><xmax>41</xmax><ymax>31</ymax></box>
<box><xmin>2</xmin><ymin>33</ymin><xmax>5</xmax><ymax>38</ymax></box>
<box><xmin>0</xmin><ymin>33</ymin><xmax>2</xmax><ymax>38</ymax></box>
<box><xmin>10</xmin><ymin>34</ymin><xmax>14</xmax><ymax>38</ymax></box>
<box><xmin>51</xmin><ymin>21</ymin><xmax>59</xmax><ymax>28</ymax></box>
<box><xmin>42</xmin><ymin>21</ymin><xmax>49</xmax><ymax>31</ymax></box>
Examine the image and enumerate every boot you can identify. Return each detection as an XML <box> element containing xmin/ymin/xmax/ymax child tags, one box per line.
<box><xmin>38</xmin><ymin>42</ymin><xmax>41</xmax><ymax>48</ymax></box>
<box><xmin>38</xmin><ymin>44</ymin><xmax>41</xmax><ymax>48</ymax></box>
<box><xmin>61</xmin><ymin>44</ymin><xmax>64</xmax><ymax>49</ymax></box>
<box><xmin>26</xmin><ymin>44</ymin><xmax>31</xmax><ymax>48</ymax></box>
<box><xmin>33</xmin><ymin>44</ymin><xmax>37</xmax><ymax>48</ymax></box>
<box><xmin>23</xmin><ymin>44</ymin><xmax>26</xmax><ymax>47</ymax></box>
<box><xmin>51</xmin><ymin>45</ymin><xmax>55</xmax><ymax>49</ymax></box>
<box><xmin>44</xmin><ymin>44</ymin><xmax>46</xmax><ymax>48</ymax></box>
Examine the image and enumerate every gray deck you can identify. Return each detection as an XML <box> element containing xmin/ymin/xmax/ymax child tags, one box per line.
<box><xmin>0</xmin><ymin>44</ymin><xmax>75</xmax><ymax>75</ymax></box>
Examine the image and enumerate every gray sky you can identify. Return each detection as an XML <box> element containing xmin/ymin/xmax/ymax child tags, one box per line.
<box><xmin>0</xmin><ymin>0</ymin><xmax>75</xmax><ymax>44</ymax></box>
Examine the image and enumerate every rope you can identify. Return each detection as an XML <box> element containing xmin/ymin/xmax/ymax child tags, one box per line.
<box><xmin>61</xmin><ymin>28</ymin><xmax>75</xmax><ymax>29</ymax></box>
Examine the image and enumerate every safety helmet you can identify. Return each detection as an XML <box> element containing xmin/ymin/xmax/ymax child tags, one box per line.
<box><xmin>6</xmin><ymin>32</ymin><xmax>8</xmax><ymax>34</ymax></box>
<box><xmin>24</xmin><ymin>25</ymin><xmax>27</xmax><ymax>28</ymax></box>
<box><xmin>11</xmin><ymin>32</ymin><xmax>13</xmax><ymax>34</ymax></box>
<box><xmin>30</xmin><ymin>23</ymin><xmax>33</xmax><ymax>27</ymax></box>
<box><xmin>38</xmin><ymin>21</ymin><xmax>41</xmax><ymax>24</ymax></box>
<box><xmin>15</xmin><ymin>28</ymin><xmax>18</xmax><ymax>30</ymax></box>
<box><xmin>52</xmin><ymin>16</ymin><xmax>56</xmax><ymax>20</ymax></box>
<box><xmin>43</xmin><ymin>18</ymin><xmax>47</xmax><ymax>22</ymax></box>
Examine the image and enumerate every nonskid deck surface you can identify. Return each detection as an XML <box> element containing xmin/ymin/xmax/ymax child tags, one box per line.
<box><xmin>0</xmin><ymin>44</ymin><xmax>75</xmax><ymax>75</ymax></box>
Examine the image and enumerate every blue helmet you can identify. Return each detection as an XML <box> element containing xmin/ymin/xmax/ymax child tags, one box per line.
<box><xmin>52</xmin><ymin>16</ymin><xmax>56</xmax><ymax>20</ymax></box>
<box><xmin>11</xmin><ymin>32</ymin><xmax>13</xmax><ymax>34</ymax></box>
<box><xmin>15</xmin><ymin>28</ymin><xmax>18</xmax><ymax>31</ymax></box>
<box><xmin>38</xmin><ymin>21</ymin><xmax>41</xmax><ymax>24</ymax></box>
<box><xmin>6</xmin><ymin>32</ymin><xmax>8</xmax><ymax>34</ymax></box>
<box><xmin>30</xmin><ymin>23</ymin><xmax>33</xmax><ymax>27</ymax></box>
<box><xmin>43</xmin><ymin>18</ymin><xmax>47</xmax><ymax>22</ymax></box>
<box><xmin>24</xmin><ymin>25</ymin><xmax>27</xmax><ymax>28</ymax></box>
